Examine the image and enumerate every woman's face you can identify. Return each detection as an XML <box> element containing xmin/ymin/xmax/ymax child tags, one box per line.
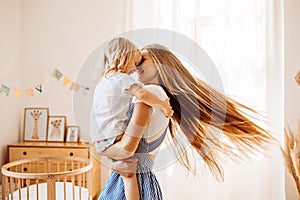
<box><xmin>136</xmin><ymin>50</ymin><xmax>159</xmax><ymax>84</ymax></box>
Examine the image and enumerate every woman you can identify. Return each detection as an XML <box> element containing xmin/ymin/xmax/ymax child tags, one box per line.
<box><xmin>99</xmin><ymin>44</ymin><xmax>273</xmax><ymax>199</ymax></box>
<box><xmin>97</xmin><ymin>48</ymin><xmax>170</xmax><ymax>199</ymax></box>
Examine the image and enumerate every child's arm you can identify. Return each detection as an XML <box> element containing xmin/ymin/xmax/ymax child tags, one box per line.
<box><xmin>98</xmin><ymin>137</ymin><xmax>137</xmax><ymax>160</ymax></box>
<box><xmin>128</xmin><ymin>84</ymin><xmax>173</xmax><ymax>118</ymax></box>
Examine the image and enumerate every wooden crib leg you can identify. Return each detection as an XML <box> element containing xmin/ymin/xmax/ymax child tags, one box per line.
<box><xmin>64</xmin><ymin>177</ymin><xmax>67</xmax><ymax>200</ymax></box>
<box><xmin>78</xmin><ymin>174</ymin><xmax>82</xmax><ymax>200</ymax></box>
<box><xmin>47</xmin><ymin>179</ymin><xmax>56</xmax><ymax>200</ymax></box>
<box><xmin>26</xmin><ymin>179</ymin><xmax>30</xmax><ymax>200</ymax></box>
<box><xmin>35</xmin><ymin>179</ymin><xmax>39</xmax><ymax>200</ymax></box>
<box><xmin>64</xmin><ymin>161</ymin><xmax>67</xmax><ymax>200</ymax></box>
<box><xmin>72</xmin><ymin>175</ymin><xmax>75</xmax><ymax>200</ymax></box>
<box><xmin>2</xmin><ymin>175</ymin><xmax>6</xmax><ymax>200</ymax></box>
<box><xmin>10</xmin><ymin>177</ymin><xmax>14</xmax><ymax>200</ymax></box>
<box><xmin>87</xmin><ymin>170</ymin><xmax>92</xmax><ymax>200</ymax></box>
<box><xmin>17</xmin><ymin>179</ymin><xmax>22</xmax><ymax>200</ymax></box>
<box><xmin>14</xmin><ymin>177</ymin><xmax>17</xmax><ymax>200</ymax></box>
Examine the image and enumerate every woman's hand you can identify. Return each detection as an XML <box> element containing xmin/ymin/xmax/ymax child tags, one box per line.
<box><xmin>110</xmin><ymin>157</ymin><xmax>139</xmax><ymax>178</ymax></box>
<box><xmin>162</xmin><ymin>98</ymin><xmax>174</xmax><ymax>118</ymax></box>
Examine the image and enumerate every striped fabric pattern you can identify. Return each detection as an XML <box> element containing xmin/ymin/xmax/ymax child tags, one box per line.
<box><xmin>98</xmin><ymin>132</ymin><xmax>166</xmax><ymax>200</ymax></box>
<box><xmin>98</xmin><ymin>103</ymin><xmax>166</xmax><ymax>200</ymax></box>
<box><xmin>98</xmin><ymin>172</ymin><xmax>126</xmax><ymax>200</ymax></box>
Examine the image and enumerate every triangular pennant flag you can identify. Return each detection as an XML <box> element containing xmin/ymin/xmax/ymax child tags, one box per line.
<box><xmin>63</xmin><ymin>77</ymin><xmax>71</xmax><ymax>85</ymax></box>
<box><xmin>14</xmin><ymin>89</ymin><xmax>21</xmax><ymax>99</ymax></box>
<box><xmin>74</xmin><ymin>84</ymin><xmax>80</xmax><ymax>92</ymax></box>
<box><xmin>83</xmin><ymin>86</ymin><xmax>90</xmax><ymax>95</ymax></box>
<box><xmin>54</xmin><ymin>69</ymin><xmax>63</xmax><ymax>80</ymax></box>
<box><xmin>0</xmin><ymin>85</ymin><xmax>10</xmax><ymax>96</ymax></box>
<box><xmin>35</xmin><ymin>84</ymin><xmax>42</xmax><ymax>93</ymax></box>
<box><xmin>70</xmin><ymin>82</ymin><xmax>79</xmax><ymax>92</ymax></box>
<box><xmin>25</xmin><ymin>89</ymin><xmax>34</xmax><ymax>98</ymax></box>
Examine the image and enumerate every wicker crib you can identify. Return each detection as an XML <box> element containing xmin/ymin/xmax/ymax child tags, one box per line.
<box><xmin>1</xmin><ymin>157</ymin><xmax>93</xmax><ymax>200</ymax></box>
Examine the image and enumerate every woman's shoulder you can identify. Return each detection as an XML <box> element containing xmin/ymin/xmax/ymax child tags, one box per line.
<box><xmin>142</xmin><ymin>84</ymin><xmax>167</xmax><ymax>99</ymax></box>
<box><xmin>143</xmin><ymin>84</ymin><xmax>163</xmax><ymax>90</ymax></box>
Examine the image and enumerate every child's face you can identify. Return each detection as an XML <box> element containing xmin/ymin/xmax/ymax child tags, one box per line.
<box><xmin>124</xmin><ymin>51</ymin><xmax>142</xmax><ymax>74</ymax></box>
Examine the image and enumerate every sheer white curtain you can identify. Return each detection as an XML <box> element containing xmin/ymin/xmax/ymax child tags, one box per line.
<box><xmin>124</xmin><ymin>0</ymin><xmax>285</xmax><ymax>199</ymax></box>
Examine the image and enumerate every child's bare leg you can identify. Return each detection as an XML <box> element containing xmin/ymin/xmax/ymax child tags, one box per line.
<box><xmin>98</xmin><ymin>135</ymin><xmax>140</xmax><ymax>199</ymax></box>
<box><xmin>122</xmin><ymin>173</ymin><xmax>140</xmax><ymax>200</ymax></box>
<box><xmin>109</xmin><ymin>157</ymin><xmax>140</xmax><ymax>200</ymax></box>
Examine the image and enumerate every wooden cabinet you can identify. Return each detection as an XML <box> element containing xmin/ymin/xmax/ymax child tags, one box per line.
<box><xmin>7</xmin><ymin>142</ymin><xmax>104</xmax><ymax>199</ymax></box>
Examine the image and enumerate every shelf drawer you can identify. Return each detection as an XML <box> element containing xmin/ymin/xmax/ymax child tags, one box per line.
<box><xmin>8</xmin><ymin>147</ymin><xmax>89</xmax><ymax>161</ymax></box>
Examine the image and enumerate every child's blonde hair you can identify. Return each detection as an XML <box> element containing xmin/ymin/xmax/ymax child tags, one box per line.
<box><xmin>101</xmin><ymin>37</ymin><xmax>141</xmax><ymax>77</ymax></box>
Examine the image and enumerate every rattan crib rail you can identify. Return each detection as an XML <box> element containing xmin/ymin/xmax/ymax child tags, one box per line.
<box><xmin>1</xmin><ymin>157</ymin><xmax>93</xmax><ymax>200</ymax></box>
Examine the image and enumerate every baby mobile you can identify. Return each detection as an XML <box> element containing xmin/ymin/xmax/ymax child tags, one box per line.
<box><xmin>0</xmin><ymin>69</ymin><xmax>90</xmax><ymax>99</ymax></box>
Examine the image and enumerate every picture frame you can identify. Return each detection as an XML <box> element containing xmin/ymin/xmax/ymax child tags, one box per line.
<box><xmin>47</xmin><ymin>116</ymin><xmax>66</xmax><ymax>142</ymax></box>
<box><xmin>66</xmin><ymin>126</ymin><xmax>80</xmax><ymax>142</ymax></box>
<box><xmin>295</xmin><ymin>70</ymin><xmax>300</xmax><ymax>85</ymax></box>
<box><xmin>23</xmin><ymin>107</ymin><xmax>49</xmax><ymax>142</ymax></box>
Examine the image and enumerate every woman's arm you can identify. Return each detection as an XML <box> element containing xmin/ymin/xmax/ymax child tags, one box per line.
<box><xmin>99</xmin><ymin>102</ymin><xmax>152</xmax><ymax>160</ymax></box>
<box><xmin>129</xmin><ymin>84</ymin><xmax>173</xmax><ymax>118</ymax></box>
<box><xmin>100</xmin><ymin>156</ymin><xmax>139</xmax><ymax>177</ymax></box>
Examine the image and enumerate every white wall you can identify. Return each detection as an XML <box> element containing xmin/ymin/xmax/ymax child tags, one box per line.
<box><xmin>1</xmin><ymin>1</ymin><xmax>300</xmax><ymax>198</ymax></box>
<box><xmin>0</xmin><ymin>0</ymin><xmax>127</xmax><ymax>183</ymax></box>
<box><xmin>284</xmin><ymin>0</ymin><xmax>300</xmax><ymax>199</ymax></box>
<box><xmin>0</xmin><ymin>0</ymin><xmax>22</xmax><ymax>182</ymax></box>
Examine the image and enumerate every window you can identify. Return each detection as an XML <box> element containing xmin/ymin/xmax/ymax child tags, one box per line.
<box><xmin>130</xmin><ymin>0</ymin><xmax>266</xmax><ymax>108</ymax></box>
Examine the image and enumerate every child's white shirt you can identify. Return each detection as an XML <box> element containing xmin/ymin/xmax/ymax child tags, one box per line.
<box><xmin>90</xmin><ymin>72</ymin><xmax>141</xmax><ymax>142</ymax></box>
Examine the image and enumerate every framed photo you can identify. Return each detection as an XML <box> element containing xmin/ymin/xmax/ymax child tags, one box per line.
<box><xmin>66</xmin><ymin>126</ymin><xmax>80</xmax><ymax>142</ymax></box>
<box><xmin>23</xmin><ymin>108</ymin><xmax>49</xmax><ymax>141</ymax></box>
<box><xmin>295</xmin><ymin>70</ymin><xmax>300</xmax><ymax>85</ymax></box>
<box><xmin>47</xmin><ymin>116</ymin><xmax>66</xmax><ymax>142</ymax></box>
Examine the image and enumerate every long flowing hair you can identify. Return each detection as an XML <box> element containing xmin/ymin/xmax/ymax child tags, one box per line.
<box><xmin>142</xmin><ymin>44</ymin><xmax>274</xmax><ymax>181</ymax></box>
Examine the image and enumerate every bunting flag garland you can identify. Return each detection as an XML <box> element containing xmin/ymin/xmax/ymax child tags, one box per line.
<box><xmin>54</xmin><ymin>69</ymin><xmax>90</xmax><ymax>95</ymax></box>
<box><xmin>25</xmin><ymin>89</ymin><xmax>34</xmax><ymax>98</ymax></box>
<box><xmin>14</xmin><ymin>89</ymin><xmax>21</xmax><ymax>99</ymax></box>
<box><xmin>0</xmin><ymin>69</ymin><xmax>91</xmax><ymax>99</ymax></box>
<box><xmin>0</xmin><ymin>84</ymin><xmax>41</xmax><ymax>99</ymax></box>
<box><xmin>70</xmin><ymin>82</ymin><xmax>79</xmax><ymax>92</ymax></box>
<box><xmin>82</xmin><ymin>86</ymin><xmax>90</xmax><ymax>95</ymax></box>
<box><xmin>35</xmin><ymin>84</ymin><xmax>43</xmax><ymax>93</ymax></box>
<box><xmin>63</xmin><ymin>77</ymin><xmax>71</xmax><ymax>85</ymax></box>
<box><xmin>54</xmin><ymin>69</ymin><xmax>63</xmax><ymax>80</ymax></box>
<box><xmin>0</xmin><ymin>85</ymin><xmax>10</xmax><ymax>96</ymax></box>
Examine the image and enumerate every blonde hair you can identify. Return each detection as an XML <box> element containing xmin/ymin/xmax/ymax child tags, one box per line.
<box><xmin>142</xmin><ymin>44</ymin><xmax>274</xmax><ymax>181</ymax></box>
<box><xmin>101</xmin><ymin>37</ymin><xmax>141</xmax><ymax>77</ymax></box>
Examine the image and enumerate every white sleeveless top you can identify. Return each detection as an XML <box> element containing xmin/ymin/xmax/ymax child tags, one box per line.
<box><xmin>133</xmin><ymin>85</ymin><xmax>170</xmax><ymax>156</ymax></box>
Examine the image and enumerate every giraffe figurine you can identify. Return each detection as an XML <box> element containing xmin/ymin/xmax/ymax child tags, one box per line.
<box><xmin>31</xmin><ymin>110</ymin><xmax>42</xmax><ymax>139</ymax></box>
